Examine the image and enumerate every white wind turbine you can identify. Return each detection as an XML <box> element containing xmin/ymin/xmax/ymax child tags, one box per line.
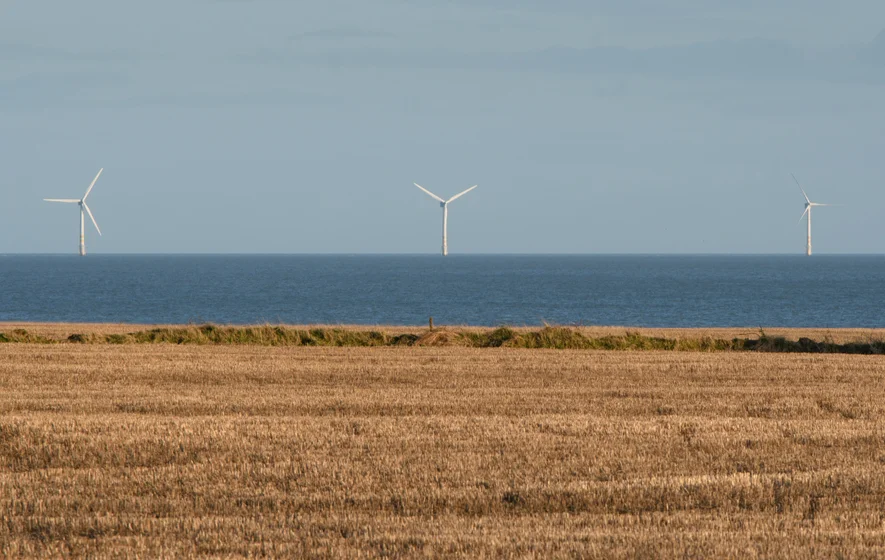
<box><xmin>793</xmin><ymin>173</ymin><xmax>835</xmax><ymax>256</ymax></box>
<box><xmin>414</xmin><ymin>183</ymin><xmax>477</xmax><ymax>256</ymax></box>
<box><xmin>44</xmin><ymin>168</ymin><xmax>104</xmax><ymax>256</ymax></box>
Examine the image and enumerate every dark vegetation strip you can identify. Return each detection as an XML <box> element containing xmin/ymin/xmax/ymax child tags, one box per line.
<box><xmin>1</xmin><ymin>325</ymin><xmax>885</xmax><ymax>354</ymax></box>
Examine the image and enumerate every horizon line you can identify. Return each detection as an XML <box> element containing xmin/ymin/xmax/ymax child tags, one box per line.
<box><xmin>2</xmin><ymin>252</ymin><xmax>885</xmax><ymax>257</ymax></box>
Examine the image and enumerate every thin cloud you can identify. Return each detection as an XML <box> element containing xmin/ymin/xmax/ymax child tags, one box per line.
<box><xmin>0</xmin><ymin>42</ymin><xmax>137</xmax><ymax>63</ymax></box>
<box><xmin>0</xmin><ymin>71</ymin><xmax>129</xmax><ymax>110</ymax></box>
<box><xmin>240</xmin><ymin>32</ymin><xmax>885</xmax><ymax>85</ymax></box>
<box><xmin>291</xmin><ymin>28</ymin><xmax>397</xmax><ymax>41</ymax></box>
<box><xmin>858</xmin><ymin>29</ymin><xmax>885</xmax><ymax>65</ymax></box>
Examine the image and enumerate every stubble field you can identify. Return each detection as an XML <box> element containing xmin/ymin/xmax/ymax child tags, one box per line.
<box><xmin>1</xmin><ymin>341</ymin><xmax>884</xmax><ymax>557</ymax></box>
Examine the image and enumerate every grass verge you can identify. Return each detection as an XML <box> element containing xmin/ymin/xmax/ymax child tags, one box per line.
<box><xmin>1</xmin><ymin>324</ymin><xmax>884</xmax><ymax>354</ymax></box>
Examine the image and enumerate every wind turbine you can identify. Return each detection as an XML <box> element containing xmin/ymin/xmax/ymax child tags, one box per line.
<box><xmin>44</xmin><ymin>168</ymin><xmax>104</xmax><ymax>256</ymax></box>
<box><xmin>414</xmin><ymin>183</ymin><xmax>477</xmax><ymax>256</ymax></box>
<box><xmin>792</xmin><ymin>173</ymin><xmax>835</xmax><ymax>256</ymax></box>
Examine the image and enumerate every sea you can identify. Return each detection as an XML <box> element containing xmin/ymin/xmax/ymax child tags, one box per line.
<box><xmin>1</xmin><ymin>255</ymin><xmax>884</xmax><ymax>327</ymax></box>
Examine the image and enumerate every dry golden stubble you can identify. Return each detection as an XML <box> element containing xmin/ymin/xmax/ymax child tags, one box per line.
<box><xmin>0</xmin><ymin>344</ymin><xmax>883</xmax><ymax>558</ymax></box>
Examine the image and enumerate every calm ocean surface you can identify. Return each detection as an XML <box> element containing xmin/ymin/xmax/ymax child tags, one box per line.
<box><xmin>1</xmin><ymin>255</ymin><xmax>884</xmax><ymax>327</ymax></box>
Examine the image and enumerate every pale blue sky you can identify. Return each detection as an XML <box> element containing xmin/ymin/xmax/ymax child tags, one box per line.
<box><xmin>2</xmin><ymin>1</ymin><xmax>884</xmax><ymax>253</ymax></box>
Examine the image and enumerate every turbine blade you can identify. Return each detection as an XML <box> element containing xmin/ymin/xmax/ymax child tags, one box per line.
<box><xmin>797</xmin><ymin>207</ymin><xmax>809</xmax><ymax>224</ymax></box>
<box><xmin>83</xmin><ymin>168</ymin><xmax>103</xmax><ymax>200</ymax></box>
<box><xmin>414</xmin><ymin>183</ymin><xmax>445</xmax><ymax>203</ymax></box>
<box><xmin>83</xmin><ymin>202</ymin><xmax>102</xmax><ymax>236</ymax></box>
<box><xmin>791</xmin><ymin>174</ymin><xmax>811</xmax><ymax>204</ymax></box>
<box><xmin>43</xmin><ymin>199</ymin><xmax>80</xmax><ymax>203</ymax></box>
<box><xmin>446</xmin><ymin>185</ymin><xmax>477</xmax><ymax>203</ymax></box>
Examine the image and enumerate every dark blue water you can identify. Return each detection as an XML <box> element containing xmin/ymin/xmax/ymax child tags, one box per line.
<box><xmin>1</xmin><ymin>255</ymin><xmax>884</xmax><ymax>327</ymax></box>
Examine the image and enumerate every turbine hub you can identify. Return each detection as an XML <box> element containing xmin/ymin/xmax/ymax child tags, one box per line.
<box><xmin>440</xmin><ymin>202</ymin><xmax>446</xmax><ymax>208</ymax></box>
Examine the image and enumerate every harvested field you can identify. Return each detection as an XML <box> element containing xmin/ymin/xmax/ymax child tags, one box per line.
<box><xmin>1</xmin><ymin>342</ymin><xmax>884</xmax><ymax>557</ymax></box>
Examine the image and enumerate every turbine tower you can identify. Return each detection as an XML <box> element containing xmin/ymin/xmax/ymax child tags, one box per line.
<box><xmin>792</xmin><ymin>174</ymin><xmax>834</xmax><ymax>256</ymax></box>
<box><xmin>414</xmin><ymin>183</ymin><xmax>477</xmax><ymax>256</ymax></box>
<box><xmin>44</xmin><ymin>168</ymin><xmax>104</xmax><ymax>256</ymax></box>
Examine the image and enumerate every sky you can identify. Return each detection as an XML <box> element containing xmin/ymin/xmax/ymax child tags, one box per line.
<box><xmin>1</xmin><ymin>1</ymin><xmax>884</xmax><ymax>254</ymax></box>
